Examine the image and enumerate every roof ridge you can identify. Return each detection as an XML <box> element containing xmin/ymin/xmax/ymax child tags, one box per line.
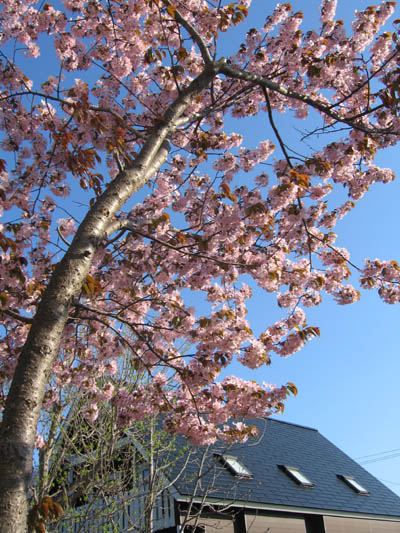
<box><xmin>267</xmin><ymin>417</ymin><xmax>318</xmax><ymax>432</ymax></box>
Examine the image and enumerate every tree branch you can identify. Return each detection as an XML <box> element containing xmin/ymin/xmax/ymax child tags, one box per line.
<box><xmin>161</xmin><ymin>0</ymin><xmax>213</xmax><ymax>65</ymax></box>
<box><xmin>220</xmin><ymin>63</ymin><xmax>397</xmax><ymax>135</ymax></box>
<box><xmin>262</xmin><ymin>87</ymin><xmax>293</xmax><ymax>169</ymax></box>
<box><xmin>1</xmin><ymin>309</ymin><xmax>33</xmax><ymax>325</ymax></box>
<box><xmin>56</xmin><ymin>227</ymin><xmax>71</xmax><ymax>248</ymax></box>
<box><xmin>105</xmin><ymin>219</ymin><xmax>252</xmax><ymax>270</ymax></box>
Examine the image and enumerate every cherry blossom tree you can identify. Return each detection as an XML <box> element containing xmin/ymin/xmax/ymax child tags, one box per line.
<box><xmin>1</xmin><ymin>0</ymin><xmax>400</xmax><ymax>530</ymax></box>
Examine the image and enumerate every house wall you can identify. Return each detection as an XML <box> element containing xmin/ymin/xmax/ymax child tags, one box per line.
<box><xmin>180</xmin><ymin>515</ymin><xmax>234</xmax><ymax>532</ymax></box>
<box><xmin>324</xmin><ymin>516</ymin><xmax>400</xmax><ymax>532</ymax></box>
<box><xmin>244</xmin><ymin>513</ymin><xmax>306</xmax><ymax>532</ymax></box>
<box><xmin>179</xmin><ymin>511</ymin><xmax>307</xmax><ymax>533</ymax></box>
<box><xmin>177</xmin><ymin>504</ymin><xmax>400</xmax><ymax>533</ymax></box>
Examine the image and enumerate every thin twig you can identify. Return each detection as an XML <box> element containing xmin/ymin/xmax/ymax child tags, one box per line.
<box><xmin>57</xmin><ymin>226</ymin><xmax>71</xmax><ymax>247</ymax></box>
<box><xmin>106</xmin><ymin>219</ymin><xmax>251</xmax><ymax>269</ymax></box>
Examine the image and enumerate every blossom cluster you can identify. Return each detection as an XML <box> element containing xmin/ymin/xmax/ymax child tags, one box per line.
<box><xmin>0</xmin><ymin>0</ymin><xmax>399</xmax><ymax>446</ymax></box>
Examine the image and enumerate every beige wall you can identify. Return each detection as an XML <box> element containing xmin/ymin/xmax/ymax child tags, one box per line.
<box><xmin>182</xmin><ymin>513</ymin><xmax>306</xmax><ymax>532</ymax></box>
<box><xmin>180</xmin><ymin>511</ymin><xmax>400</xmax><ymax>532</ymax></box>
<box><xmin>181</xmin><ymin>515</ymin><xmax>234</xmax><ymax>532</ymax></box>
<box><xmin>245</xmin><ymin>514</ymin><xmax>306</xmax><ymax>532</ymax></box>
<box><xmin>324</xmin><ymin>515</ymin><xmax>400</xmax><ymax>532</ymax></box>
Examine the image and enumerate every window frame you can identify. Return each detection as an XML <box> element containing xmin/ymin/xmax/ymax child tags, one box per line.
<box><xmin>216</xmin><ymin>454</ymin><xmax>253</xmax><ymax>478</ymax></box>
<box><xmin>278</xmin><ymin>465</ymin><xmax>314</xmax><ymax>488</ymax></box>
<box><xmin>338</xmin><ymin>475</ymin><xmax>370</xmax><ymax>495</ymax></box>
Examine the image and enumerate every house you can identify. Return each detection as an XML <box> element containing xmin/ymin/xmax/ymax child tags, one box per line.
<box><xmin>170</xmin><ymin>418</ymin><xmax>400</xmax><ymax>532</ymax></box>
<box><xmin>58</xmin><ymin>418</ymin><xmax>400</xmax><ymax>532</ymax></box>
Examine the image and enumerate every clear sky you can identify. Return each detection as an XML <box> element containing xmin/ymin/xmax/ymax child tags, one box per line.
<box><xmin>218</xmin><ymin>0</ymin><xmax>400</xmax><ymax>497</ymax></box>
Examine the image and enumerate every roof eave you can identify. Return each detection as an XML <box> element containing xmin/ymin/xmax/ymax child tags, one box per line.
<box><xmin>175</xmin><ymin>495</ymin><xmax>400</xmax><ymax>522</ymax></box>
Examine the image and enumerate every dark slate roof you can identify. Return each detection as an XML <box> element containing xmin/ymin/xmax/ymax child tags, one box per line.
<box><xmin>172</xmin><ymin>418</ymin><xmax>400</xmax><ymax>518</ymax></box>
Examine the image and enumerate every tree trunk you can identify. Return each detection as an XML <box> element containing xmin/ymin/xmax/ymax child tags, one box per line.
<box><xmin>0</xmin><ymin>65</ymin><xmax>220</xmax><ymax>532</ymax></box>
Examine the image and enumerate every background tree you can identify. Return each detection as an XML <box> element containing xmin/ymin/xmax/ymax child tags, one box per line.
<box><xmin>30</xmin><ymin>350</ymin><xmax>225</xmax><ymax>533</ymax></box>
<box><xmin>29</xmin><ymin>360</ymin><xmax>190</xmax><ymax>533</ymax></box>
<box><xmin>31</xmin><ymin>356</ymin><xmax>241</xmax><ymax>533</ymax></box>
<box><xmin>1</xmin><ymin>0</ymin><xmax>400</xmax><ymax>530</ymax></box>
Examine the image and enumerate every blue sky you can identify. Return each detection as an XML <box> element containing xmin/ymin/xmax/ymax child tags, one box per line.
<box><xmin>218</xmin><ymin>0</ymin><xmax>400</xmax><ymax>496</ymax></box>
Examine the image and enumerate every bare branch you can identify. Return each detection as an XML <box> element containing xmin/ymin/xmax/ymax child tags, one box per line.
<box><xmin>262</xmin><ymin>87</ymin><xmax>293</xmax><ymax>169</ymax></box>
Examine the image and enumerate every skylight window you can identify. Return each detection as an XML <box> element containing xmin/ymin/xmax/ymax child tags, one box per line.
<box><xmin>278</xmin><ymin>465</ymin><xmax>314</xmax><ymax>487</ymax></box>
<box><xmin>338</xmin><ymin>475</ymin><xmax>369</xmax><ymax>495</ymax></box>
<box><xmin>217</xmin><ymin>454</ymin><xmax>252</xmax><ymax>478</ymax></box>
